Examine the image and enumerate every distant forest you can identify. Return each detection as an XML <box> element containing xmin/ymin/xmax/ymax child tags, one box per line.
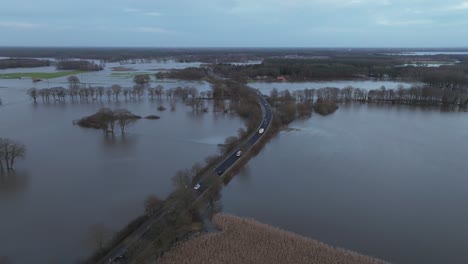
<box><xmin>213</xmin><ymin>57</ymin><xmax>468</xmax><ymax>83</ymax></box>
<box><xmin>1</xmin><ymin>47</ymin><xmax>467</xmax><ymax>63</ymax></box>
<box><xmin>0</xmin><ymin>58</ymin><xmax>50</xmax><ymax>69</ymax></box>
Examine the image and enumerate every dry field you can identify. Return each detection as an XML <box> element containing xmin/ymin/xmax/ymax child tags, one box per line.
<box><xmin>158</xmin><ymin>214</ymin><xmax>388</xmax><ymax>264</ymax></box>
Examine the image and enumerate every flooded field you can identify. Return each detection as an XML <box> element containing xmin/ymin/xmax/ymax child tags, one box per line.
<box><xmin>221</xmin><ymin>103</ymin><xmax>468</xmax><ymax>264</ymax></box>
<box><xmin>0</xmin><ymin>62</ymin><xmax>244</xmax><ymax>263</ymax></box>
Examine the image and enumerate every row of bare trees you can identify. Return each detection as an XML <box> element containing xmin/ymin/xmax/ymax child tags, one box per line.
<box><xmin>27</xmin><ymin>85</ymin><xmax>213</xmax><ymax>103</ymax></box>
<box><xmin>269</xmin><ymin>84</ymin><xmax>468</xmax><ymax>107</ymax></box>
<box><xmin>0</xmin><ymin>138</ymin><xmax>26</xmax><ymax>171</ymax></box>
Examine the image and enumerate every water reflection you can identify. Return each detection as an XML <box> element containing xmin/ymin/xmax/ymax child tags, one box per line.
<box><xmin>0</xmin><ymin>62</ymin><xmax>247</xmax><ymax>263</ymax></box>
<box><xmin>0</xmin><ymin>170</ymin><xmax>29</xmax><ymax>195</ymax></box>
<box><xmin>222</xmin><ymin>104</ymin><xmax>468</xmax><ymax>264</ymax></box>
<box><xmin>101</xmin><ymin>133</ymin><xmax>138</xmax><ymax>152</ymax></box>
<box><xmin>235</xmin><ymin>165</ymin><xmax>252</xmax><ymax>184</ymax></box>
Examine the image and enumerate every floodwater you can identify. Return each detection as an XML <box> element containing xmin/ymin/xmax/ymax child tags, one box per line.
<box><xmin>0</xmin><ymin>59</ymin><xmax>209</xmax><ymax>91</ymax></box>
<box><xmin>0</xmin><ymin>62</ymin><xmax>244</xmax><ymax>263</ymax></box>
<box><xmin>222</xmin><ymin>103</ymin><xmax>468</xmax><ymax>264</ymax></box>
<box><xmin>249</xmin><ymin>80</ymin><xmax>417</xmax><ymax>94</ymax></box>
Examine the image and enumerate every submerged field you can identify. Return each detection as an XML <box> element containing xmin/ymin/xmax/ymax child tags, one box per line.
<box><xmin>110</xmin><ymin>71</ymin><xmax>154</xmax><ymax>78</ymax></box>
<box><xmin>0</xmin><ymin>71</ymin><xmax>85</xmax><ymax>79</ymax></box>
<box><xmin>158</xmin><ymin>214</ymin><xmax>387</xmax><ymax>264</ymax></box>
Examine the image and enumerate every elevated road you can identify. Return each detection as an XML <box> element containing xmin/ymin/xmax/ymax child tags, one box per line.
<box><xmin>103</xmin><ymin>88</ymin><xmax>272</xmax><ymax>263</ymax></box>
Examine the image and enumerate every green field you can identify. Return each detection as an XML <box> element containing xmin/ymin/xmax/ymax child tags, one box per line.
<box><xmin>0</xmin><ymin>71</ymin><xmax>85</xmax><ymax>79</ymax></box>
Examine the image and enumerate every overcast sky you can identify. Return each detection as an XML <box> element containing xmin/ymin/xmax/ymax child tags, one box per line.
<box><xmin>1</xmin><ymin>0</ymin><xmax>468</xmax><ymax>47</ymax></box>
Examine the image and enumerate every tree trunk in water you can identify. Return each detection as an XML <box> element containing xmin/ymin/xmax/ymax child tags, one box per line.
<box><xmin>9</xmin><ymin>157</ymin><xmax>14</xmax><ymax>170</ymax></box>
<box><xmin>4</xmin><ymin>158</ymin><xmax>10</xmax><ymax>170</ymax></box>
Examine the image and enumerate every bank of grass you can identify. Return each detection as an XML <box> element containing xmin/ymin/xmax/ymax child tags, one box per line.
<box><xmin>0</xmin><ymin>71</ymin><xmax>85</xmax><ymax>79</ymax></box>
<box><xmin>158</xmin><ymin>214</ymin><xmax>388</xmax><ymax>264</ymax></box>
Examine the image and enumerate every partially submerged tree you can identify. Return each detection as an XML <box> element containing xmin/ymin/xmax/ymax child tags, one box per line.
<box><xmin>114</xmin><ymin>108</ymin><xmax>137</xmax><ymax>135</ymax></box>
<box><xmin>97</xmin><ymin>108</ymin><xmax>116</xmax><ymax>134</ymax></box>
<box><xmin>0</xmin><ymin>138</ymin><xmax>26</xmax><ymax>171</ymax></box>
<box><xmin>67</xmin><ymin>75</ymin><xmax>80</xmax><ymax>89</ymax></box>
<box><xmin>27</xmin><ymin>88</ymin><xmax>39</xmax><ymax>103</ymax></box>
<box><xmin>77</xmin><ymin>108</ymin><xmax>139</xmax><ymax>135</ymax></box>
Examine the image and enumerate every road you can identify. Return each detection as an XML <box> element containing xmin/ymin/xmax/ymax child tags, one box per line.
<box><xmin>103</xmin><ymin>88</ymin><xmax>272</xmax><ymax>263</ymax></box>
<box><xmin>193</xmin><ymin>91</ymin><xmax>271</xmax><ymax>195</ymax></box>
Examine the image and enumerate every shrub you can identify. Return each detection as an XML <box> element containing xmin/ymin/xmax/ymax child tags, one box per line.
<box><xmin>314</xmin><ymin>101</ymin><xmax>339</xmax><ymax>116</ymax></box>
<box><xmin>145</xmin><ymin>115</ymin><xmax>161</xmax><ymax>120</ymax></box>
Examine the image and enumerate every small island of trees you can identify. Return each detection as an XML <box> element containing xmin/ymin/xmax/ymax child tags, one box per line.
<box><xmin>77</xmin><ymin>108</ymin><xmax>141</xmax><ymax>135</ymax></box>
<box><xmin>0</xmin><ymin>138</ymin><xmax>26</xmax><ymax>171</ymax></box>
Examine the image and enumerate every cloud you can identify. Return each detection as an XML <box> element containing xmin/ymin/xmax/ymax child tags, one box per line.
<box><xmin>377</xmin><ymin>17</ymin><xmax>433</xmax><ymax>26</ymax></box>
<box><xmin>132</xmin><ymin>26</ymin><xmax>171</xmax><ymax>34</ymax></box>
<box><xmin>124</xmin><ymin>8</ymin><xmax>161</xmax><ymax>16</ymax></box>
<box><xmin>226</xmin><ymin>0</ymin><xmax>392</xmax><ymax>15</ymax></box>
<box><xmin>307</xmin><ymin>26</ymin><xmax>367</xmax><ymax>33</ymax></box>
<box><xmin>144</xmin><ymin>12</ymin><xmax>161</xmax><ymax>16</ymax></box>
<box><xmin>123</xmin><ymin>8</ymin><xmax>141</xmax><ymax>13</ymax></box>
<box><xmin>0</xmin><ymin>21</ymin><xmax>40</xmax><ymax>29</ymax></box>
<box><xmin>450</xmin><ymin>2</ymin><xmax>468</xmax><ymax>10</ymax></box>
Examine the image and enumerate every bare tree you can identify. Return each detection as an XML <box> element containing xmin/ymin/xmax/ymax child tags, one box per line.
<box><xmin>191</xmin><ymin>162</ymin><xmax>203</xmax><ymax>176</ymax></box>
<box><xmin>97</xmin><ymin>108</ymin><xmax>115</xmax><ymax>134</ymax></box>
<box><xmin>172</xmin><ymin>169</ymin><xmax>192</xmax><ymax>190</ymax></box>
<box><xmin>97</xmin><ymin>86</ymin><xmax>105</xmax><ymax>100</ymax></box>
<box><xmin>27</xmin><ymin>88</ymin><xmax>38</xmax><ymax>103</ymax></box>
<box><xmin>111</xmin><ymin>85</ymin><xmax>122</xmax><ymax>100</ymax></box>
<box><xmin>114</xmin><ymin>109</ymin><xmax>137</xmax><ymax>135</ymax></box>
<box><xmin>147</xmin><ymin>87</ymin><xmax>156</xmax><ymax>100</ymax></box>
<box><xmin>144</xmin><ymin>195</ymin><xmax>163</xmax><ymax>216</ymax></box>
<box><xmin>0</xmin><ymin>138</ymin><xmax>26</xmax><ymax>171</ymax></box>
<box><xmin>155</xmin><ymin>85</ymin><xmax>164</xmax><ymax>99</ymax></box>
<box><xmin>105</xmin><ymin>88</ymin><xmax>112</xmax><ymax>101</ymax></box>
<box><xmin>219</xmin><ymin>136</ymin><xmax>238</xmax><ymax>155</ymax></box>
<box><xmin>205</xmin><ymin>155</ymin><xmax>220</xmax><ymax>166</ymax></box>
<box><xmin>67</xmin><ymin>75</ymin><xmax>80</xmax><ymax>90</ymax></box>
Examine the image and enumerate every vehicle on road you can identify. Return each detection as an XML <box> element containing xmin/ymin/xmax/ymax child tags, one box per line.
<box><xmin>194</xmin><ymin>183</ymin><xmax>201</xmax><ymax>190</ymax></box>
<box><xmin>217</xmin><ymin>170</ymin><xmax>224</xmax><ymax>175</ymax></box>
<box><xmin>259</xmin><ymin>128</ymin><xmax>264</xmax><ymax>134</ymax></box>
<box><xmin>236</xmin><ymin>150</ymin><xmax>243</xmax><ymax>157</ymax></box>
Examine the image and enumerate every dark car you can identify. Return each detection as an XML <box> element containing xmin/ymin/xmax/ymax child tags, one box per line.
<box><xmin>217</xmin><ymin>170</ymin><xmax>224</xmax><ymax>175</ymax></box>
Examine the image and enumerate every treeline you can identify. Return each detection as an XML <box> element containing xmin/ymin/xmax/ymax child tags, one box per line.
<box><xmin>0</xmin><ymin>58</ymin><xmax>50</xmax><ymax>69</ymax></box>
<box><xmin>26</xmin><ymin>84</ymin><xmax>212</xmax><ymax>103</ymax></box>
<box><xmin>400</xmin><ymin>67</ymin><xmax>468</xmax><ymax>88</ymax></box>
<box><xmin>267</xmin><ymin>83</ymin><xmax>468</xmax><ymax>113</ymax></box>
<box><xmin>0</xmin><ymin>138</ymin><xmax>26</xmax><ymax>171</ymax></box>
<box><xmin>212</xmin><ymin>57</ymin><xmax>401</xmax><ymax>81</ymax></box>
<box><xmin>56</xmin><ymin>60</ymin><xmax>103</xmax><ymax>71</ymax></box>
<box><xmin>0</xmin><ymin>47</ymin><xmax>263</xmax><ymax>63</ymax></box>
<box><xmin>212</xmin><ymin>56</ymin><xmax>468</xmax><ymax>83</ymax></box>
<box><xmin>156</xmin><ymin>67</ymin><xmax>208</xmax><ymax>80</ymax></box>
